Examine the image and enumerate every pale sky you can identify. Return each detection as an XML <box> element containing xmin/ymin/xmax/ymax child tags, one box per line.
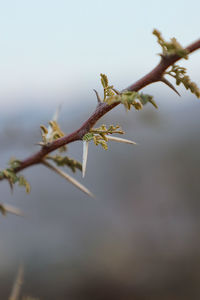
<box><xmin>0</xmin><ymin>0</ymin><xmax>199</xmax><ymax>110</ymax></box>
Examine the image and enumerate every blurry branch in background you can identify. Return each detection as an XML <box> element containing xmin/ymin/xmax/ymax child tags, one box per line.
<box><xmin>0</xmin><ymin>29</ymin><xmax>200</xmax><ymax>211</ymax></box>
<box><xmin>9</xmin><ymin>265</ymin><xmax>39</xmax><ymax>300</ymax></box>
<box><xmin>9</xmin><ymin>265</ymin><xmax>24</xmax><ymax>300</ymax></box>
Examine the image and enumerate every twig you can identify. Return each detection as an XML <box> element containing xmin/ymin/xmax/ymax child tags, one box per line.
<box><xmin>1</xmin><ymin>38</ymin><xmax>200</xmax><ymax>177</ymax></box>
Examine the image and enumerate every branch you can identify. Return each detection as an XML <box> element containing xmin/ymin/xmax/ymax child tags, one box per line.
<box><xmin>2</xmin><ymin>38</ymin><xmax>200</xmax><ymax>176</ymax></box>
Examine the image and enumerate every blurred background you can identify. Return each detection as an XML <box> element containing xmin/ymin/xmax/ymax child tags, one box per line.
<box><xmin>0</xmin><ymin>0</ymin><xmax>200</xmax><ymax>299</ymax></box>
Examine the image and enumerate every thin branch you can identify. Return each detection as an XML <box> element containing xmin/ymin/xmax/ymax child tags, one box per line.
<box><xmin>1</xmin><ymin>38</ymin><xmax>200</xmax><ymax>177</ymax></box>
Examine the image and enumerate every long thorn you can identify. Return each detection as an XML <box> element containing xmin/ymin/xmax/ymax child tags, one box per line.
<box><xmin>161</xmin><ymin>77</ymin><xmax>181</xmax><ymax>96</ymax></box>
<box><xmin>9</xmin><ymin>265</ymin><xmax>24</xmax><ymax>300</ymax></box>
<box><xmin>0</xmin><ymin>203</ymin><xmax>24</xmax><ymax>217</ymax></box>
<box><xmin>105</xmin><ymin>135</ymin><xmax>137</xmax><ymax>145</ymax></box>
<box><xmin>82</xmin><ymin>140</ymin><xmax>89</xmax><ymax>178</ymax></box>
<box><xmin>42</xmin><ymin>160</ymin><xmax>94</xmax><ymax>198</ymax></box>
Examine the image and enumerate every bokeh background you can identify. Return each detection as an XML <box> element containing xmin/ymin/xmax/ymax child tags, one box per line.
<box><xmin>0</xmin><ymin>0</ymin><xmax>200</xmax><ymax>299</ymax></box>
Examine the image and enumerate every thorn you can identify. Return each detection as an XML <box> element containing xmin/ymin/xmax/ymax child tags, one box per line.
<box><xmin>7</xmin><ymin>179</ymin><xmax>14</xmax><ymax>194</ymax></box>
<box><xmin>52</xmin><ymin>103</ymin><xmax>62</xmax><ymax>122</ymax></box>
<box><xmin>35</xmin><ymin>142</ymin><xmax>45</xmax><ymax>146</ymax></box>
<box><xmin>42</xmin><ymin>160</ymin><xmax>94</xmax><ymax>198</ymax></box>
<box><xmin>93</xmin><ymin>89</ymin><xmax>102</xmax><ymax>103</ymax></box>
<box><xmin>112</xmin><ymin>88</ymin><xmax>120</xmax><ymax>95</ymax></box>
<box><xmin>161</xmin><ymin>77</ymin><xmax>181</xmax><ymax>96</ymax></box>
<box><xmin>82</xmin><ymin>140</ymin><xmax>89</xmax><ymax>178</ymax></box>
<box><xmin>46</xmin><ymin>104</ymin><xmax>62</xmax><ymax>140</ymax></box>
<box><xmin>0</xmin><ymin>203</ymin><xmax>24</xmax><ymax>217</ymax></box>
<box><xmin>9</xmin><ymin>265</ymin><xmax>24</xmax><ymax>300</ymax></box>
<box><xmin>105</xmin><ymin>135</ymin><xmax>137</xmax><ymax>145</ymax></box>
<box><xmin>35</xmin><ymin>142</ymin><xmax>51</xmax><ymax>149</ymax></box>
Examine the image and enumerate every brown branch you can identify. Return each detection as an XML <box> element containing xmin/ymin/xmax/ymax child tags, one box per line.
<box><xmin>3</xmin><ymin>38</ymin><xmax>200</xmax><ymax>175</ymax></box>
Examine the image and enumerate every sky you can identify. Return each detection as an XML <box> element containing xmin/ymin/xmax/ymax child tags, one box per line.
<box><xmin>0</xmin><ymin>0</ymin><xmax>199</xmax><ymax>111</ymax></box>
